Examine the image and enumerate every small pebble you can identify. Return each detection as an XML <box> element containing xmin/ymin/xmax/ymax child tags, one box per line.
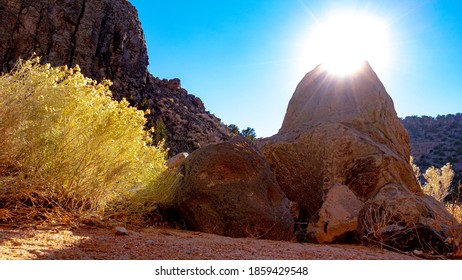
<box><xmin>413</xmin><ymin>250</ymin><xmax>423</xmax><ymax>256</ymax></box>
<box><xmin>115</xmin><ymin>226</ymin><xmax>129</xmax><ymax>236</ymax></box>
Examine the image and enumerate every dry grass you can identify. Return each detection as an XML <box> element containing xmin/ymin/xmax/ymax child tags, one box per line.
<box><xmin>359</xmin><ymin>181</ymin><xmax>462</xmax><ymax>259</ymax></box>
<box><xmin>445</xmin><ymin>182</ymin><xmax>462</xmax><ymax>258</ymax></box>
<box><xmin>359</xmin><ymin>203</ymin><xmax>457</xmax><ymax>258</ymax></box>
<box><xmin>447</xmin><ymin>204</ymin><xmax>462</xmax><ymax>223</ymax></box>
<box><xmin>422</xmin><ymin>163</ymin><xmax>454</xmax><ymax>202</ymax></box>
<box><xmin>360</xmin><ymin>204</ymin><xmax>404</xmax><ymax>251</ymax></box>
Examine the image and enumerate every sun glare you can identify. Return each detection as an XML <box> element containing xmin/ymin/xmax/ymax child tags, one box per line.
<box><xmin>308</xmin><ymin>13</ymin><xmax>390</xmax><ymax>76</ymax></box>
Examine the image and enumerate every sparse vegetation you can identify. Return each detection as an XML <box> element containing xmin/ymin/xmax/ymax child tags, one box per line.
<box><xmin>361</xmin><ymin>204</ymin><xmax>400</xmax><ymax>249</ymax></box>
<box><xmin>411</xmin><ymin>157</ymin><xmax>461</xmax><ymax>221</ymax></box>
<box><xmin>413</xmin><ymin>159</ymin><xmax>461</xmax><ymax>257</ymax></box>
<box><xmin>366</xmin><ymin>158</ymin><xmax>462</xmax><ymax>257</ymax></box>
<box><xmin>0</xmin><ymin>58</ymin><xmax>178</xmax><ymax>225</ymax></box>
<box><xmin>447</xmin><ymin>182</ymin><xmax>462</xmax><ymax>258</ymax></box>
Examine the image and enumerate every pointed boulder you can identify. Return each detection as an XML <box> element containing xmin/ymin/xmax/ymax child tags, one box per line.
<box><xmin>258</xmin><ymin>62</ymin><xmax>455</xmax><ymax>250</ymax></box>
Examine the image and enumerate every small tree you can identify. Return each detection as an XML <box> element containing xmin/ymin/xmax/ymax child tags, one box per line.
<box><xmin>241</xmin><ymin>127</ymin><xmax>257</xmax><ymax>141</ymax></box>
<box><xmin>152</xmin><ymin>118</ymin><xmax>167</xmax><ymax>145</ymax></box>
<box><xmin>228</xmin><ymin>124</ymin><xmax>240</xmax><ymax>136</ymax></box>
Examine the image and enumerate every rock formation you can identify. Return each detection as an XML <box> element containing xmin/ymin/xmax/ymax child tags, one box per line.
<box><xmin>0</xmin><ymin>0</ymin><xmax>147</xmax><ymax>101</ymax></box>
<box><xmin>258</xmin><ymin>62</ymin><xmax>456</xmax><ymax>250</ymax></box>
<box><xmin>176</xmin><ymin>136</ymin><xmax>294</xmax><ymax>241</ymax></box>
<box><xmin>0</xmin><ymin>0</ymin><xmax>230</xmax><ymax>155</ymax></box>
<box><xmin>144</xmin><ymin>76</ymin><xmax>230</xmax><ymax>155</ymax></box>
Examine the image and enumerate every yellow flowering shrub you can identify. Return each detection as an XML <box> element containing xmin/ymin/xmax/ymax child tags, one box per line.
<box><xmin>0</xmin><ymin>58</ymin><xmax>177</xmax><ymax>214</ymax></box>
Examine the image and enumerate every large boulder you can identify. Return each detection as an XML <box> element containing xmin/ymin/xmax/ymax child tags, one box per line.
<box><xmin>0</xmin><ymin>0</ymin><xmax>230</xmax><ymax>156</ymax></box>
<box><xmin>176</xmin><ymin>136</ymin><xmax>294</xmax><ymax>241</ymax></box>
<box><xmin>258</xmin><ymin>62</ymin><xmax>456</xmax><ymax>249</ymax></box>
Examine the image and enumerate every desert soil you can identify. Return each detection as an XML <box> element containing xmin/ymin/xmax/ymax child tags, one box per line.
<box><xmin>0</xmin><ymin>226</ymin><xmax>418</xmax><ymax>260</ymax></box>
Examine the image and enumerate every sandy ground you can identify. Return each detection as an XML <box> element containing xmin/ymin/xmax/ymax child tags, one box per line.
<box><xmin>0</xmin><ymin>226</ymin><xmax>419</xmax><ymax>260</ymax></box>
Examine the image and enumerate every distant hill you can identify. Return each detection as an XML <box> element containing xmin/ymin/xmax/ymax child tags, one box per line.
<box><xmin>401</xmin><ymin>113</ymin><xmax>462</xmax><ymax>189</ymax></box>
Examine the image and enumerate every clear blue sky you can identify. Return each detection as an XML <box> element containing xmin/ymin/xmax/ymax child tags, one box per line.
<box><xmin>129</xmin><ymin>0</ymin><xmax>462</xmax><ymax>137</ymax></box>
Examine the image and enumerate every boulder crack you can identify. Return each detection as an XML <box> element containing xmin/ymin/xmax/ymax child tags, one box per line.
<box><xmin>69</xmin><ymin>0</ymin><xmax>87</xmax><ymax>66</ymax></box>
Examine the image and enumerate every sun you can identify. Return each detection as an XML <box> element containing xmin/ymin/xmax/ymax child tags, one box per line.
<box><xmin>308</xmin><ymin>12</ymin><xmax>390</xmax><ymax>76</ymax></box>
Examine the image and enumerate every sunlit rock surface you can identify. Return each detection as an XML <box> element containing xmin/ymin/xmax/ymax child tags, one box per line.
<box><xmin>258</xmin><ymin>62</ymin><xmax>455</xmax><ymax>249</ymax></box>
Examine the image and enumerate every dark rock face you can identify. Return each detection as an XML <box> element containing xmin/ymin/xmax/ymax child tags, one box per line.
<box><xmin>258</xmin><ymin>62</ymin><xmax>456</xmax><ymax>248</ymax></box>
<box><xmin>0</xmin><ymin>0</ymin><xmax>148</xmax><ymax>101</ymax></box>
<box><xmin>176</xmin><ymin>137</ymin><xmax>294</xmax><ymax>241</ymax></box>
<box><xmin>0</xmin><ymin>0</ymin><xmax>230</xmax><ymax>155</ymax></box>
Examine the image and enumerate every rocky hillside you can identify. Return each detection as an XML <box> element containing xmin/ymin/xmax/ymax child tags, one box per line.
<box><xmin>0</xmin><ymin>0</ymin><xmax>230</xmax><ymax>156</ymax></box>
<box><xmin>401</xmin><ymin>114</ymin><xmax>462</xmax><ymax>187</ymax></box>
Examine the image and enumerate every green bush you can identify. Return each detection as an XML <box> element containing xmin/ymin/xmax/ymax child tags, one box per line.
<box><xmin>0</xmin><ymin>58</ymin><xmax>177</xmax><ymax>215</ymax></box>
<box><xmin>241</xmin><ymin>127</ymin><xmax>257</xmax><ymax>141</ymax></box>
<box><xmin>152</xmin><ymin>118</ymin><xmax>167</xmax><ymax>145</ymax></box>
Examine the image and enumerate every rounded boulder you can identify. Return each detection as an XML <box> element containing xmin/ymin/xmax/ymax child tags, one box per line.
<box><xmin>176</xmin><ymin>136</ymin><xmax>294</xmax><ymax>241</ymax></box>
